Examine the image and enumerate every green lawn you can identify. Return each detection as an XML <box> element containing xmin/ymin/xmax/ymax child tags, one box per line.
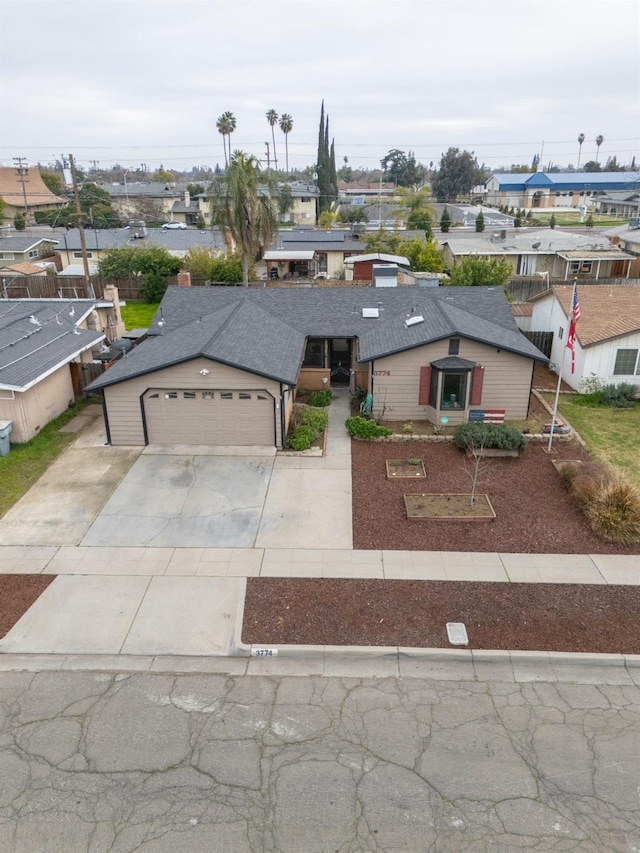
<box><xmin>553</xmin><ymin>397</ymin><xmax>640</xmax><ymax>490</ymax></box>
<box><xmin>120</xmin><ymin>301</ymin><xmax>159</xmax><ymax>330</ymax></box>
<box><xmin>0</xmin><ymin>403</ymin><xmax>87</xmax><ymax>518</ymax></box>
<box><xmin>532</xmin><ymin>211</ymin><xmax>627</xmax><ymax>228</ymax></box>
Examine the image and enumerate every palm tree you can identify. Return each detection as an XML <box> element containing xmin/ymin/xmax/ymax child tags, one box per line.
<box><xmin>266</xmin><ymin>109</ymin><xmax>278</xmax><ymax>174</ymax></box>
<box><xmin>577</xmin><ymin>133</ymin><xmax>585</xmax><ymax>169</ymax></box>
<box><xmin>279</xmin><ymin>113</ymin><xmax>293</xmax><ymax>174</ymax></box>
<box><xmin>595</xmin><ymin>134</ymin><xmax>604</xmax><ymax>164</ymax></box>
<box><xmin>209</xmin><ymin>150</ymin><xmax>278</xmax><ymax>286</ymax></box>
<box><xmin>216</xmin><ymin>111</ymin><xmax>237</xmax><ymax>168</ymax></box>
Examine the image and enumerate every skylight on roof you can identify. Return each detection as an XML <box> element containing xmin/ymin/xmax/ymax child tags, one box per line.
<box><xmin>405</xmin><ymin>315</ymin><xmax>424</xmax><ymax>327</ymax></box>
<box><xmin>362</xmin><ymin>307</ymin><xmax>379</xmax><ymax>319</ymax></box>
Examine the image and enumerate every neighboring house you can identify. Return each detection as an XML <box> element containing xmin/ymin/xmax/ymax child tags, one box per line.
<box><xmin>87</xmin><ymin>284</ymin><xmax>547</xmax><ymax>448</ymax></box>
<box><xmin>54</xmin><ymin>227</ymin><xmax>228</xmax><ymax>270</ymax></box>
<box><xmin>280</xmin><ymin>182</ymin><xmax>319</xmax><ymax>225</ymax></box>
<box><xmin>263</xmin><ymin>229</ymin><xmax>366</xmax><ymax>279</ymax></box>
<box><xmin>0</xmin><ymin>295</ymin><xmax>123</xmax><ymax>442</ymax></box>
<box><xmin>485</xmin><ymin>171</ymin><xmax>640</xmax><ymax>210</ymax></box>
<box><xmin>603</xmin><ymin>221</ymin><xmax>640</xmax><ymax>257</ymax></box>
<box><xmin>0</xmin><ymin>234</ymin><xmax>59</xmax><ymax>270</ymax></box>
<box><xmin>0</xmin><ymin>167</ymin><xmax>66</xmax><ymax>222</ymax></box>
<box><xmin>102</xmin><ymin>182</ymin><xmax>183</xmax><ymax>222</ymax></box>
<box><xmin>442</xmin><ymin>229</ymin><xmax>636</xmax><ymax>279</ymax></box>
<box><xmin>0</xmin><ymin>261</ymin><xmax>54</xmax><ymax>277</ymax></box>
<box><xmin>593</xmin><ymin>190</ymin><xmax>640</xmax><ymax>218</ymax></box>
<box><xmin>529</xmin><ymin>284</ymin><xmax>640</xmax><ymax>392</ymax></box>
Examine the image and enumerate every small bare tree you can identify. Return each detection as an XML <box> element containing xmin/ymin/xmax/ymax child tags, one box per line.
<box><xmin>459</xmin><ymin>431</ymin><xmax>492</xmax><ymax>505</ymax></box>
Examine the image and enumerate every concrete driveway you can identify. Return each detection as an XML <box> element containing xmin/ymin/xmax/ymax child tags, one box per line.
<box><xmin>81</xmin><ymin>392</ymin><xmax>353</xmax><ymax>550</ymax></box>
<box><xmin>0</xmin><ymin>394</ymin><xmax>352</xmax><ymax>552</ymax></box>
<box><xmin>81</xmin><ymin>449</ymin><xmax>278</xmax><ymax>548</ymax></box>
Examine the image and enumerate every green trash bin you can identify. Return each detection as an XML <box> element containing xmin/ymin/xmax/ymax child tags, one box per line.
<box><xmin>0</xmin><ymin>420</ymin><xmax>12</xmax><ymax>456</ymax></box>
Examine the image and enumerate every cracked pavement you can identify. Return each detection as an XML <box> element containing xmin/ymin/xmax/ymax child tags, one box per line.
<box><xmin>0</xmin><ymin>670</ymin><xmax>638</xmax><ymax>852</ymax></box>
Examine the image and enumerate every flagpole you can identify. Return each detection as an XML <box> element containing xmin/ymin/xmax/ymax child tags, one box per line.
<box><xmin>547</xmin><ymin>345</ymin><xmax>567</xmax><ymax>453</ymax></box>
<box><xmin>548</xmin><ymin>278</ymin><xmax>578</xmax><ymax>453</ymax></box>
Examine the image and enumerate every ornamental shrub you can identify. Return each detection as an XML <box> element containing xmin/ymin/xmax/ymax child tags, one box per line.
<box><xmin>307</xmin><ymin>389</ymin><xmax>332</xmax><ymax>407</ymax></box>
<box><xmin>345</xmin><ymin>416</ymin><xmax>393</xmax><ymax>440</ymax></box>
<box><xmin>287</xmin><ymin>407</ymin><xmax>328</xmax><ymax>450</ymax></box>
<box><xmin>600</xmin><ymin>382</ymin><xmax>637</xmax><ymax>408</ymax></box>
<box><xmin>453</xmin><ymin>422</ymin><xmax>525</xmax><ymax>452</ymax></box>
<box><xmin>557</xmin><ymin>460</ymin><xmax>640</xmax><ymax>545</ymax></box>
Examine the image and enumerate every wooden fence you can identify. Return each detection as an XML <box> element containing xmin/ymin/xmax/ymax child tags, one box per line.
<box><xmin>522</xmin><ymin>330</ymin><xmax>553</xmax><ymax>358</ymax></box>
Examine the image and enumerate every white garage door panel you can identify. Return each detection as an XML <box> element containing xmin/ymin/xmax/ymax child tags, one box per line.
<box><xmin>144</xmin><ymin>389</ymin><xmax>274</xmax><ymax>445</ymax></box>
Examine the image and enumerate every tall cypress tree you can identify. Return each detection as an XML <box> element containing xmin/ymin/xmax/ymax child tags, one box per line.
<box><xmin>316</xmin><ymin>101</ymin><xmax>332</xmax><ymax>214</ymax></box>
<box><xmin>329</xmin><ymin>138</ymin><xmax>338</xmax><ymax>203</ymax></box>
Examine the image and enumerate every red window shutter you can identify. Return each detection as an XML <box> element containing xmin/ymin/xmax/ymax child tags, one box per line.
<box><xmin>470</xmin><ymin>365</ymin><xmax>484</xmax><ymax>406</ymax></box>
<box><xmin>418</xmin><ymin>366</ymin><xmax>431</xmax><ymax>405</ymax></box>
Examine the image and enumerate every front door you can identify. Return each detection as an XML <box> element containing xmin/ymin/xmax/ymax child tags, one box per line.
<box><xmin>329</xmin><ymin>339</ymin><xmax>351</xmax><ymax>384</ymax></box>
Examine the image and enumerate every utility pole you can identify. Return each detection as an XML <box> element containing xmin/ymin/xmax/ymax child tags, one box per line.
<box><xmin>13</xmin><ymin>157</ymin><xmax>30</xmax><ymax>225</ymax></box>
<box><xmin>265</xmin><ymin>142</ymin><xmax>270</xmax><ymax>172</ymax></box>
<box><xmin>69</xmin><ymin>153</ymin><xmax>92</xmax><ymax>294</ymax></box>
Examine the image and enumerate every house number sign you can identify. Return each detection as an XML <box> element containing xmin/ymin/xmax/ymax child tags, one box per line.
<box><xmin>373</xmin><ymin>370</ymin><xmax>391</xmax><ymax>376</ymax></box>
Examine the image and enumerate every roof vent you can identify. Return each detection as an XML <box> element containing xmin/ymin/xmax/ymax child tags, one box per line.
<box><xmin>405</xmin><ymin>314</ymin><xmax>424</xmax><ymax>327</ymax></box>
<box><xmin>362</xmin><ymin>307</ymin><xmax>379</xmax><ymax>319</ymax></box>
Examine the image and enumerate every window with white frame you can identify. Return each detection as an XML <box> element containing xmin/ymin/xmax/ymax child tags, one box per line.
<box><xmin>569</xmin><ymin>260</ymin><xmax>592</xmax><ymax>274</ymax></box>
<box><xmin>613</xmin><ymin>349</ymin><xmax>640</xmax><ymax>376</ymax></box>
<box><xmin>73</xmin><ymin>251</ymin><xmax>93</xmax><ymax>258</ymax></box>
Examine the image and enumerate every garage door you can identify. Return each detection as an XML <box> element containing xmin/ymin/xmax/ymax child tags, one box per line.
<box><xmin>143</xmin><ymin>389</ymin><xmax>275</xmax><ymax>445</ymax></box>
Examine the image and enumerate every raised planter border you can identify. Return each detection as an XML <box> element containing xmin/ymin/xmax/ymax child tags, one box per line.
<box><xmin>465</xmin><ymin>447</ymin><xmax>521</xmax><ymax>458</ymax></box>
<box><xmin>386</xmin><ymin>459</ymin><xmax>426</xmax><ymax>479</ymax></box>
<box><xmin>404</xmin><ymin>493</ymin><xmax>496</xmax><ymax>522</ymax></box>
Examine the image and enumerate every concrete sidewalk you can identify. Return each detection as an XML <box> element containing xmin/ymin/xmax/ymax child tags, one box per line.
<box><xmin>1</xmin><ymin>545</ymin><xmax>638</xmax><ymax>584</ymax></box>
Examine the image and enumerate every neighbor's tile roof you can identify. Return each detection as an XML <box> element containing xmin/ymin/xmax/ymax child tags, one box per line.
<box><xmin>88</xmin><ymin>285</ymin><xmax>547</xmax><ymax>391</ymax></box>
<box><xmin>551</xmin><ymin>284</ymin><xmax>640</xmax><ymax>346</ymax></box>
<box><xmin>0</xmin><ymin>167</ymin><xmax>66</xmax><ymax>208</ymax></box>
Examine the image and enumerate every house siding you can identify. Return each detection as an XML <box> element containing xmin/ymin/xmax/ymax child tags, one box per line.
<box><xmin>0</xmin><ymin>366</ymin><xmax>74</xmax><ymax>443</ymax></box>
<box><xmin>370</xmin><ymin>339</ymin><xmax>534</xmax><ymax>422</ymax></box>
<box><xmin>584</xmin><ymin>331</ymin><xmax>640</xmax><ymax>392</ymax></box>
<box><xmin>103</xmin><ymin>357</ymin><xmax>285</xmax><ymax>446</ymax></box>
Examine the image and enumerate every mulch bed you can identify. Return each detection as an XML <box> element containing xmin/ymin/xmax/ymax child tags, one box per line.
<box><xmin>242</xmin><ymin>578</ymin><xmax>640</xmax><ymax>653</ymax></box>
<box><xmin>352</xmin><ymin>438</ymin><xmax>640</xmax><ymax>554</ymax></box>
<box><xmin>0</xmin><ymin>575</ymin><xmax>54</xmax><ymax>638</ymax></box>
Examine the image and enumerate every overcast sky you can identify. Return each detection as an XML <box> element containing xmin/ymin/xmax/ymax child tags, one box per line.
<box><xmin>1</xmin><ymin>0</ymin><xmax>639</xmax><ymax>175</ymax></box>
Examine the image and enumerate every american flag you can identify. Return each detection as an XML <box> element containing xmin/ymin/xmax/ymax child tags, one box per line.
<box><xmin>566</xmin><ymin>282</ymin><xmax>580</xmax><ymax>373</ymax></box>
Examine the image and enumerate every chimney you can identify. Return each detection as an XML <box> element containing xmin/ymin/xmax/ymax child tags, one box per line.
<box><xmin>102</xmin><ymin>284</ymin><xmax>126</xmax><ymax>339</ymax></box>
<box><xmin>610</xmin><ymin>235</ymin><xmax>620</xmax><ymax>246</ymax></box>
<box><xmin>184</xmin><ymin>189</ymin><xmax>190</xmax><ymax>207</ymax></box>
<box><xmin>177</xmin><ymin>270</ymin><xmax>191</xmax><ymax>287</ymax></box>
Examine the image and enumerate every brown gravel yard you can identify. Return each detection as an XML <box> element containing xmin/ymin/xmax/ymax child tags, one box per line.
<box><xmin>242</xmin><ymin>579</ymin><xmax>640</xmax><ymax>653</ymax></box>
<box><xmin>0</xmin><ymin>576</ymin><xmax>54</xmax><ymax>638</ymax></box>
<box><xmin>352</xmin><ymin>438</ymin><xmax>640</xmax><ymax>554</ymax></box>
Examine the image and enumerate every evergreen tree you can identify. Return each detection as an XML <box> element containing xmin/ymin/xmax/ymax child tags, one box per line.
<box><xmin>316</xmin><ymin>101</ymin><xmax>336</xmax><ymax>214</ymax></box>
<box><xmin>475</xmin><ymin>211</ymin><xmax>485</xmax><ymax>232</ymax></box>
<box><xmin>440</xmin><ymin>206</ymin><xmax>451</xmax><ymax>233</ymax></box>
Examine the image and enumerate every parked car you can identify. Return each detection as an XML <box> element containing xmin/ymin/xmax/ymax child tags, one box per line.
<box><xmin>162</xmin><ymin>221</ymin><xmax>187</xmax><ymax>230</ymax></box>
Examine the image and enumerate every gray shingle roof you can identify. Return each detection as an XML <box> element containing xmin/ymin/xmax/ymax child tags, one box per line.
<box><xmin>0</xmin><ymin>299</ymin><xmax>104</xmax><ymax>391</ymax></box>
<box><xmin>89</xmin><ymin>285</ymin><xmax>547</xmax><ymax>391</ymax></box>
<box><xmin>88</xmin><ymin>299</ymin><xmax>305</xmax><ymax>389</ymax></box>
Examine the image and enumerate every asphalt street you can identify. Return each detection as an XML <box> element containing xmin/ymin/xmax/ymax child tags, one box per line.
<box><xmin>0</xmin><ymin>667</ymin><xmax>638</xmax><ymax>852</ymax></box>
